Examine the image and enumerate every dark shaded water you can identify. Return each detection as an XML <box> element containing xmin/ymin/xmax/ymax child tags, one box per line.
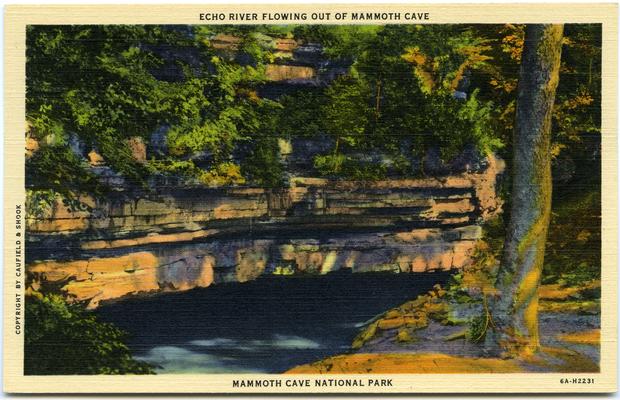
<box><xmin>97</xmin><ymin>270</ymin><xmax>450</xmax><ymax>373</ymax></box>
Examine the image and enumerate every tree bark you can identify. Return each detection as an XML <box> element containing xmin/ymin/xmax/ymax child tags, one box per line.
<box><xmin>486</xmin><ymin>24</ymin><xmax>564</xmax><ymax>357</ymax></box>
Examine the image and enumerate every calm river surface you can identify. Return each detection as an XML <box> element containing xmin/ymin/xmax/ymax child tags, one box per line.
<box><xmin>97</xmin><ymin>270</ymin><xmax>450</xmax><ymax>373</ymax></box>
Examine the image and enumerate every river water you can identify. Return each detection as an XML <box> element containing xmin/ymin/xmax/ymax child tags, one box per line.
<box><xmin>97</xmin><ymin>270</ymin><xmax>450</xmax><ymax>373</ymax></box>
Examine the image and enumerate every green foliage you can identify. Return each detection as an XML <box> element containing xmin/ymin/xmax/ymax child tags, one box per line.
<box><xmin>551</xmin><ymin>24</ymin><xmax>601</xmax><ymax>156</ymax></box>
<box><xmin>164</xmin><ymin>50</ymin><xmax>271</xmax><ymax>157</ymax></box>
<box><xmin>25</xmin><ymin>190</ymin><xmax>92</xmax><ymax>219</ymax></box>
<box><xmin>467</xmin><ymin>314</ymin><xmax>488</xmax><ymax>343</ymax></box>
<box><xmin>313</xmin><ymin>154</ymin><xmax>346</xmax><ymax>176</ymax></box>
<box><xmin>303</xmin><ymin>25</ymin><xmax>502</xmax><ymax>176</ymax></box>
<box><xmin>26</xmin><ymin>24</ymin><xmax>289</xmax><ymax>197</ymax></box>
<box><xmin>200</xmin><ymin>162</ymin><xmax>246</xmax><ymax>186</ymax></box>
<box><xmin>402</xmin><ymin>27</ymin><xmax>492</xmax><ymax>94</ymax></box>
<box><xmin>148</xmin><ymin>159</ymin><xmax>245</xmax><ymax>186</ymax></box>
<box><xmin>278</xmin><ymin>89</ymin><xmax>327</xmax><ymax>138</ymax></box>
<box><xmin>146</xmin><ymin>158</ymin><xmax>203</xmax><ymax>178</ymax></box>
<box><xmin>322</xmin><ymin>75</ymin><xmax>372</xmax><ymax>151</ymax></box>
<box><xmin>314</xmin><ymin>154</ymin><xmax>387</xmax><ymax>181</ymax></box>
<box><xmin>25</xmin><ymin>190</ymin><xmax>58</xmax><ymax>218</ymax></box>
<box><xmin>543</xmin><ymin>189</ymin><xmax>601</xmax><ymax>284</ymax></box>
<box><xmin>27</xmin><ymin>26</ymin><xmax>188</xmax><ymax>184</ymax></box>
<box><xmin>25</xmin><ymin>293</ymin><xmax>154</xmax><ymax>375</ymax></box>
<box><xmin>166</xmin><ymin>108</ymin><xmax>240</xmax><ymax>158</ymax></box>
<box><xmin>293</xmin><ymin>25</ymin><xmax>380</xmax><ymax>58</ymax></box>
<box><xmin>444</xmin><ymin>273</ymin><xmax>473</xmax><ymax>305</ymax></box>
<box><xmin>26</xmin><ymin>23</ymin><xmax>600</xmax><ymax>195</ymax></box>
<box><xmin>26</xmin><ymin>145</ymin><xmax>108</xmax><ymax>210</ymax></box>
<box><xmin>241</xmin><ymin>141</ymin><xmax>284</xmax><ymax>187</ymax></box>
<box><xmin>426</xmin><ymin>90</ymin><xmax>502</xmax><ymax>161</ymax></box>
<box><xmin>237</xmin><ymin>98</ymin><xmax>286</xmax><ymax>187</ymax></box>
<box><xmin>468</xmin><ymin>24</ymin><xmax>601</xmax><ymax>164</ymax></box>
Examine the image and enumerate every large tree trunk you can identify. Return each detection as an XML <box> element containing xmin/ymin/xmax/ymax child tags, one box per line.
<box><xmin>486</xmin><ymin>24</ymin><xmax>564</xmax><ymax>357</ymax></box>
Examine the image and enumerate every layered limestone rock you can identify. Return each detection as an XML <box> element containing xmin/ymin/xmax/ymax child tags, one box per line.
<box><xmin>26</xmin><ymin>156</ymin><xmax>504</xmax><ymax>308</ymax></box>
<box><xmin>28</xmin><ymin>226</ymin><xmax>482</xmax><ymax>308</ymax></box>
<box><xmin>265</xmin><ymin>64</ymin><xmax>316</xmax><ymax>81</ymax></box>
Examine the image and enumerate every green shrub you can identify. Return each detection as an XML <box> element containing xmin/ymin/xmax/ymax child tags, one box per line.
<box><xmin>543</xmin><ymin>189</ymin><xmax>601</xmax><ymax>285</ymax></box>
<box><xmin>425</xmin><ymin>90</ymin><xmax>503</xmax><ymax>161</ymax></box>
<box><xmin>314</xmin><ymin>154</ymin><xmax>387</xmax><ymax>181</ymax></box>
<box><xmin>322</xmin><ymin>75</ymin><xmax>372</xmax><ymax>153</ymax></box>
<box><xmin>240</xmin><ymin>137</ymin><xmax>285</xmax><ymax>187</ymax></box>
<box><xmin>467</xmin><ymin>313</ymin><xmax>488</xmax><ymax>343</ymax></box>
<box><xmin>279</xmin><ymin>90</ymin><xmax>327</xmax><ymax>138</ymax></box>
<box><xmin>313</xmin><ymin>154</ymin><xmax>346</xmax><ymax>176</ymax></box>
<box><xmin>25</xmin><ymin>293</ymin><xmax>154</xmax><ymax>375</ymax></box>
<box><xmin>26</xmin><ymin>145</ymin><xmax>109</xmax><ymax>213</ymax></box>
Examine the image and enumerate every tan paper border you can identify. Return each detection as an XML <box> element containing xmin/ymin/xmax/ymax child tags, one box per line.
<box><xmin>3</xmin><ymin>3</ymin><xmax>617</xmax><ymax>393</ymax></box>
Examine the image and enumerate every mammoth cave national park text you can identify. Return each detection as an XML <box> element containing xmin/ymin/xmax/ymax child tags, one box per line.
<box><xmin>232</xmin><ymin>379</ymin><xmax>393</xmax><ymax>388</ymax></box>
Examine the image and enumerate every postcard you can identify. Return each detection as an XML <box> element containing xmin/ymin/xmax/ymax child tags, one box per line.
<box><xmin>3</xmin><ymin>3</ymin><xmax>617</xmax><ymax>393</ymax></box>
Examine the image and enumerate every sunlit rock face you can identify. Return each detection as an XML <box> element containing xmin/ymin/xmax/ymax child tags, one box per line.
<box><xmin>26</xmin><ymin>156</ymin><xmax>504</xmax><ymax>308</ymax></box>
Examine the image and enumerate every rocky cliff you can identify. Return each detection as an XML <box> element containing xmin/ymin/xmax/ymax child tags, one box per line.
<box><xmin>26</xmin><ymin>156</ymin><xmax>504</xmax><ymax>308</ymax></box>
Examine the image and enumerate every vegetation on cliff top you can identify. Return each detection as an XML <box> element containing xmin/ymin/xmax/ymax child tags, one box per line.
<box><xmin>26</xmin><ymin>24</ymin><xmax>600</xmax><ymax>195</ymax></box>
